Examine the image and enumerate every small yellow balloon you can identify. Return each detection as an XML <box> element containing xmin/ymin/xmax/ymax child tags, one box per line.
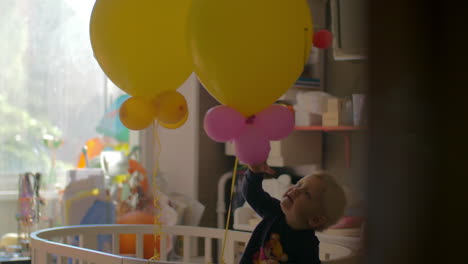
<box><xmin>119</xmin><ymin>97</ymin><xmax>156</xmax><ymax>130</ymax></box>
<box><xmin>159</xmin><ymin>106</ymin><xmax>188</xmax><ymax>129</ymax></box>
<box><xmin>90</xmin><ymin>0</ymin><xmax>193</xmax><ymax>97</ymax></box>
<box><xmin>188</xmin><ymin>0</ymin><xmax>312</xmax><ymax>116</ymax></box>
<box><xmin>153</xmin><ymin>91</ymin><xmax>188</xmax><ymax>125</ymax></box>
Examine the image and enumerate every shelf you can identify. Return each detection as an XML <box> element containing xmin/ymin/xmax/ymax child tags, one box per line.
<box><xmin>294</xmin><ymin>126</ymin><xmax>362</xmax><ymax>132</ymax></box>
<box><xmin>294</xmin><ymin>126</ymin><xmax>363</xmax><ymax>168</ymax></box>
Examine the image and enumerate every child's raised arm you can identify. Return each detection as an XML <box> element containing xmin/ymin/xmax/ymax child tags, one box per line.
<box><xmin>248</xmin><ymin>162</ymin><xmax>275</xmax><ymax>175</ymax></box>
<box><xmin>241</xmin><ymin>161</ymin><xmax>280</xmax><ymax>217</ymax></box>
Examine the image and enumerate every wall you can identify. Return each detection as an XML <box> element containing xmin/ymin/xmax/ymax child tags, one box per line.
<box><xmin>140</xmin><ymin>75</ymin><xmax>234</xmax><ymax>228</ymax></box>
<box><xmin>283</xmin><ymin>0</ymin><xmax>368</xmax><ymax>192</ymax></box>
<box><xmin>141</xmin><ymin>74</ymin><xmax>200</xmax><ymax>199</ymax></box>
<box><xmin>323</xmin><ymin>50</ymin><xmax>368</xmax><ymax>207</ymax></box>
<box><xmin>197</xmin><ymin>89</ymin><xmax>234</xmax><ymax>228</ymax></box>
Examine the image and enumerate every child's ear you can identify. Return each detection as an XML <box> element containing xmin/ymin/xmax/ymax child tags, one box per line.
<box><xmin>308</xmin><ymin>215</ymin><xmax>327</xmax><ymax>229</ymax></box>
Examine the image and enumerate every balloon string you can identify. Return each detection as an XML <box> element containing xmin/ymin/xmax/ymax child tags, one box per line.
<box><xmin>149</xmin><ymin>121</ymin><xmax>162</xmax><ymax>262</ymax></box>
<box><xmin>220</xmin><ymin>157</ymin><xmax>239</xmax><ymax>264</ymax></box>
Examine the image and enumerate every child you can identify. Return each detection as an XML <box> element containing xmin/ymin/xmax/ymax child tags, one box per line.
<box><xmin>239</xmin><ymin>162</ymin><xmax>347</xmax><ymax>264</ymax></box>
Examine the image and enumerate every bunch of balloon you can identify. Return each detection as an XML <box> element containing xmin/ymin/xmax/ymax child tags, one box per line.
<box><xmin>204</xmin><ymin>105</ymin><xmax>296</xmax><ymax>164</ymax></box>
<box><xmin>118</xmin><ymin>91</ymin><xmax>189</xmax><ymax>130</ymax></box>
<box><xmin>188</xmin><ymin>0</ymin><xmax>313</xmax><ymax>164</ymax></box>
<box><xmin>90</xmin><ymin>0</ymin><xmax>193</xmax><ymax>130</ymax></box>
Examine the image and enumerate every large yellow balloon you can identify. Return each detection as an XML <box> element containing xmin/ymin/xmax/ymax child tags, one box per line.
<box><xmin>90</xmin><ymin>0</ymin><xmax>193</xmax><ymax>98</ymax></box>
<box><xmin>188</xmin><ymin>0</ymin><xmax>313</xmax><ymax>116</ymax></box>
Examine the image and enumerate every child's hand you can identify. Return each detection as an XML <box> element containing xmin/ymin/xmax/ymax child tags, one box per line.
<box><xmin>248</xmin><ymin>162</ymin><xmax>275</xmax><ymax>175</ymax></box>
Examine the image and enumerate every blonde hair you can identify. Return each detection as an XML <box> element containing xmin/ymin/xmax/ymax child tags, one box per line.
<box><xmin>313</xmin><ymin>172</ymin><xmax>347</xmax><ymax>231</ymax></box>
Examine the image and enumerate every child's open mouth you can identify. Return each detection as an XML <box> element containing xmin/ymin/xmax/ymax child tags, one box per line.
<box><xmin>285</xmin><ymin>194</ymin><xmax>293</xmax><ymax>203</ymax></box>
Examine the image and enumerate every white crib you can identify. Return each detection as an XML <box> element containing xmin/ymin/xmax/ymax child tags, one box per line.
<box><xmin>30</xmin><ymin>224</ymin><xmax>354</xmax><ymax>264</ymax></box>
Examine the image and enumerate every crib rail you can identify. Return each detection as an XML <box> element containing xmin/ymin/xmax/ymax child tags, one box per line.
<box><xmin>31</xmin><ymin>224</ymin><xmax>250</xmax><ymax>264</ymax></box>
<box><xmin>31</xmin><ymin>224</ymin><xmax>354</xmax><ymax>264</ymax></box>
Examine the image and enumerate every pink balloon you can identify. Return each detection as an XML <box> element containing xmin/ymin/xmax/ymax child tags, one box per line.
<box><xmin>256</xmin><ymin>104</ymin><xmax>295</xmax><ymax>140</ymax></box>
<box><xmin>234</xmin><ymin>125</ymin><xmax>271</xmax><ymax>165</ymax></box>
<box><xmin>204</xmin><ymin>105</ymin><xmax>246</xmax><ymax>142</ymax></box>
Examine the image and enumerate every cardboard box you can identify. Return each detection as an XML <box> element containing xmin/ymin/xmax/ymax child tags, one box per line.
<box><xmin>324</xmin><ymin>98</ymin><xmax>344</xmax><ymax>113</ymax></box>
<box><xmin>322</xmin><ymin>111</ymin><xmax>341</xmax><ymax>126</ymax></box>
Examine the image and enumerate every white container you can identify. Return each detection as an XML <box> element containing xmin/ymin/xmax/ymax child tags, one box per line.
<box><xmin>295</xmin><ymin>91</ymin><xmax>333</xmax><ymax>114</ymax></box>
<box><xmin>340</xmin><ymin>98</ymin><xmax>354</xmax><ymax>125</ymax></box>
<box><xmin>295</xmin><ymin>109</ymin><xmax>322</xmax><ymax>126</ymax></box>
<box><xmin>294</xmin><ymin>111</ymin><xmax>322</xmax><ymax>126</ymax></box>
<box><xmin>352</xmin><ymin>94</ymin><xmax>366</xmax><ymax>126</ymax></box>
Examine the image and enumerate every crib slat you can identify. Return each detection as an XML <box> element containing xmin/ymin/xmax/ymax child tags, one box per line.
<box><xmin>46</xmin><ymin>253</ymin><xmax>54</xmax><ymax>264</ymax></box>
<box><xmin>225</xmin><ymin>238</ymin><xmax>235</xmax><ymax>264</ymax></box>
<box><xmin>34</xmin><ymin>247</ymin><xmax>47</xmax><ymax>264</ymax></box>
<box><xmin>135</xmin><ymin>233</ymin><xmax>144</xmax><ymax>259</ymax></box>
<box><xmin>56</xmin><ymin>255</ymin><xmax>63</xmax><ymax>264</ymax></box>
<box><xmin>80</xmin><ymin>234</ymin><xmax>97</xmax><ymax>250</ymax></box>
<box><xmin>112</xmin><ymin>233</ymin><xmax>120</xmax><ymax>254</ymax></box>
<box><xmin>183</xmin><ymin>235</ymin><xmax>191</xmax><ymax>263</ymax></box>
<box><xmin>160</xmin><ymin>233</ymin><xmax>167</xmax><ymax>261</ymax></box>
<box><xmin>66</xmin><ymin>235</ymin><xmax>73</xmax><ymax>245</ymax></box>
<box><xmin>79</xmin><ymin>233</ymin><xmax>94</xmax><ymax>264</ymax></box>
<box><xmin>204</xmin><ymin>237</ymin><xmax>212</xmax><ymax>263</ymax></box>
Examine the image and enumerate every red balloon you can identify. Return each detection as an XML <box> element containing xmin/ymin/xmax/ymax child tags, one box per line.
<box><xmin>313</xmin><ymin>30</ymin><xmax>333</xmax><ymax>49</ymax></box>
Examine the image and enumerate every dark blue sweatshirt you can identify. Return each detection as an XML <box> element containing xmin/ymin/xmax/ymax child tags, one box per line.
<box><xmin>239</xmin><ymin>170</ymin><xmax>321</xmax><ymax>264</ymax></box>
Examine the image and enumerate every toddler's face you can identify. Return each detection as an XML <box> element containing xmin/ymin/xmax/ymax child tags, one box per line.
<box><xmin>280</xmin><ymin>175</ymin><xmax>326</xmax><ymax>229</ymax></box>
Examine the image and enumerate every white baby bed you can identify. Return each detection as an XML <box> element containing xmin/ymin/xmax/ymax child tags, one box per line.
<box><xmin>30</xmin><ymin>224</ymin><xmax>353</xmax><ymax>264</ymax></box>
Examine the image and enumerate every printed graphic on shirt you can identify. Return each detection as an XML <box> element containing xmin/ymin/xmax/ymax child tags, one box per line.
<box><xmin>253</xmin><ymin>233</ymin><xmax>288</xmax><ymax>264</ymax></box>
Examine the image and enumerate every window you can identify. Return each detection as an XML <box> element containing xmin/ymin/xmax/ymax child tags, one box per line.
<box><xmin>0</xmin><ymin>0</ymin><xmax>125</xmax><ymax>193</ymax></box>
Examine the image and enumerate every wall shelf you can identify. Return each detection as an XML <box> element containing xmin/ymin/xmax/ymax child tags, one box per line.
<box><xmin>295</xmin><ymin>126</ymin><xmax>363</xmax><ymax>132</ymax></box>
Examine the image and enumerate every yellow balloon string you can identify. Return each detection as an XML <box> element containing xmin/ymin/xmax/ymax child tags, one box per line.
<box><xmin>220</xmin><ymin>157</ymin><xmax>239</xmax><ymax>264</ymax></box>
<box><xmin>304</xmin><ymin>26</ymin><xmax>310</xmax><ymax>65</ymax></box>
<box><xmin>149</xmin><ymin>121</ymin><xmax>162</xmax><ymax>262</ymax></box>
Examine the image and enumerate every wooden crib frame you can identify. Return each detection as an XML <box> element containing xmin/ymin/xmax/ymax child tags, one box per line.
<box><xmin>30</xmin><ymin>224</ymin><xmax>353</xmax><ymax>264</ymax></box>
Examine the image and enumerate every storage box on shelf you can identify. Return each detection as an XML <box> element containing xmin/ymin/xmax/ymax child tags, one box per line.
<box><xmin>321</xmin><ymin>97</ymin><xmax>354</xmax><ymax>127</ymax></box>
<box><xmin>295</xmin><ymin>111</ymin><xmax>322</xmax><ymax>126</ymax></box>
